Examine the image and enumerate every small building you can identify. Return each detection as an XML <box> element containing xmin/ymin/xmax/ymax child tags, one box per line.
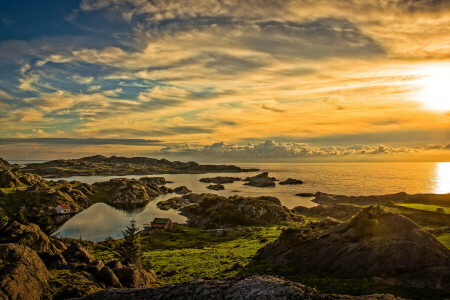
<box><xmin>144</xmin><ymin>217</ymin><xmax>172</xmax><ymax>230</ymax></box>
<box><xmin>56</xmin><ymin>204</ymin><xmax>70</xmax><ymax>214</ymax></box>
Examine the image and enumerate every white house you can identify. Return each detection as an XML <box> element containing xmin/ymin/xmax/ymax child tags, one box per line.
<box><xmin>56</xmin><ymin>204</ymin><xmax>70</xmax><ymax>214</ymax></box>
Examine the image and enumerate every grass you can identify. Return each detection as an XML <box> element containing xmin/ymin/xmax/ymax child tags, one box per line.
<box><xmin>92</xmin><ymin>223</ymin><xmax>450</xmax><ymax>299</ymax></box>
<box><xmin>396</xmin><ymin>203</ymin><xmax>450</xmax><ymax>214</ymax></box>
<box><xmin>88</xmin><ymin>185</ymin><xmax>112</xmax><ymax>203</ymax></box>
<box><xmin>93</xmin><ymin>224</ymin><xmax>283</xmax><ymax>285</ymax></box>
<box><xmin>437</xmin><ymin>233</ymin><xmax>450</xmax><ymax>249</ymax></box>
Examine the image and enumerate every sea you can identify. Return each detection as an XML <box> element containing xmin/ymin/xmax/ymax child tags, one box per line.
<box><xmin>12</xmin><ymin>161</ymin><xmax>450</xmax><ymax>241</ymax></box>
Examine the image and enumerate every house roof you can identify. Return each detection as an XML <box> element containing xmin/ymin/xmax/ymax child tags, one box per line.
<box><xmin>58</xmin><ymin>204</ymin><xmax>70</xmax><ymax>209</ymax></box>
<box><xmin>151</xmin><ymin>217</ymin><xmax>171</xmax><ymax>224</ymax></box>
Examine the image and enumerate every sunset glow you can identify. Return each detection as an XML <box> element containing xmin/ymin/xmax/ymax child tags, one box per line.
<box><xmin>414</xmin><ymin>64</ymin><xmax>450</xmax><ymax>112</ymax></box>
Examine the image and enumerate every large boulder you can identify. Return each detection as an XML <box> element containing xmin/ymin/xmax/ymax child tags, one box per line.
<box><xmin>0</xmin><ymin>243</ymin><xmax>51</xmax><ymax>300</ymax></box>
<box><xmin>79</xmin><ymin>275</ymin><xmax>397</xmax><ymax>299</ymax></box>
<box><xmin>64</xmin><ymin>242</ymin><xmax>95</xmax><ymax>264</ymax></box>
<box><xmin>112</xmin><ymin>267</ymin><xmax>157</xmax><ymax>288</ymax></box>
<box><xmin>256</xmin><ymin>206</ymin><xmax>450</xmax><ymax>290</ymax></box>
<box><xmin>96</xmin><ymin>266</ymin><xmax>121</xmax><ymax>287</ymax></box>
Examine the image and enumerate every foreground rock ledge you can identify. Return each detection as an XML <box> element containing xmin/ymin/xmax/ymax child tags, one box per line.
<box><xmin>78</xmin><ymin>275</ymin><xmax>399</xmax><ymax>300</ymax></box>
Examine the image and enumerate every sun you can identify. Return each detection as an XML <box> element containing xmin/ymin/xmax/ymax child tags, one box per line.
<box><xmin>414</xmin><ymin>64</ymin><xmax>450</xmax><ymax>112</ymax></box>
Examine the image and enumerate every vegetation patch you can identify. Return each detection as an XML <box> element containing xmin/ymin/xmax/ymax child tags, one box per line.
<box><xmin>396</xmin><ymin>203</ymin><xmax>450</xmax><ymax>214</ymax></box>
<box><xmin>93</xmin><ymin>224</ymin><xmax>283</xmax><ymax>286</ymax></box>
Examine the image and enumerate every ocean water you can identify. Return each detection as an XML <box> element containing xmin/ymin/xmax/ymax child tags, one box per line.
<box><xmin>48</xmin><ymin>162</ymin><xmax>450</xmax><ymax>241</ymax></box>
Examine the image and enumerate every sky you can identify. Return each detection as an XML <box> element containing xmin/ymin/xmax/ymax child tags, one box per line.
<box><xmin>0</xmin><ymin>0</ymin><xmax>449</xmax><ymax>161</ymax></box>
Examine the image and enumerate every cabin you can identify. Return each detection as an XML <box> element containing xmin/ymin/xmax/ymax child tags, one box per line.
<box><xmin>144</xmin><ymin>218</ymin><xmax>172</xmax><ymax>230</ymax></box>
<box><xmin>56</xmin><ymin>204</ymin><xmax>70</xmax><ymax>214</ymax></box>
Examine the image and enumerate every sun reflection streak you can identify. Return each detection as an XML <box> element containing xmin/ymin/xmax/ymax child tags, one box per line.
<box><xmin>434</xmin><ymin>162</ymin><xmax>450</xmax><ymax>194</ymax></box>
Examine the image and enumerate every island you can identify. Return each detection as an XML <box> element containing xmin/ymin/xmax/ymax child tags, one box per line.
<box><xmin>21</xmin><ymin>155</ymin><xmax>259</xmax><ymax>177</ymax></box>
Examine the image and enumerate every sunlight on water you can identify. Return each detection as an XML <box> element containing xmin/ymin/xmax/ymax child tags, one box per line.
<box><xmin>435</xmin><ymin>162</ymin><xmax>450</xmax><ymax>194</ymax></box>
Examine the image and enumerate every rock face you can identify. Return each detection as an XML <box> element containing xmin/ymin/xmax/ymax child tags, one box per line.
<box><xmin>80</xmin><ymin>275</ymin><xmax>397</xmax><ymax>300</ymax></box>
<box><xmin>22</xmin><ymin>155</ymin><xmax>259</xmax><ymax>177</ymax></box>
<box><xmin>243</xmin><ymin>172</ymin><xmax>277</xmax><ymax>187</ymax></box>
<box><xmin>206</xmin><ymin>184</ymin><xmax>225</xmax><ymax>190</ymax></box>
<box><xmin>1</xmin><ymin>221</ymin><xmax>66</xmax><ymax>255</ymax></box>
<box><xmin>256</xmin><ymin>206</ymin><xmax>450</xmax><ymax>290</ymax></box>
<box><xmin>0</xmin><ymin>169</ymin><xmax>22</xmax><ymax>188</ymax></box>
<box><xmin>0</xmin><ymin>243</ymin><xmax>51</xmax><ymax>300</ymax></box>
<box><xmin>279</xmin><ymin>178</ymin><xmax>304</xmax><ymax>185</ymax></box>
<box><xmin>181</xmin><ymin>194</ymin><xmax>303</xmax><ymax>228</ymax></box>
<box><xmin>199</xmin><ymin>176</ymin><xmax>241</xmax><ymax>184</ymax></box>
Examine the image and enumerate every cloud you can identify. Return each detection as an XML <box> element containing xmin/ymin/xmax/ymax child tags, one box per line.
<box><xmin>160</xmin><ymin>139</ymin><xmax>450</xmax><ymax>158</ymax></box>
<box><xmin>262</xmin><ymin>104</ymin><xmax>285</xmax><ymax>113</ymax></box>
<box><xmin>0</xmin><ymin>138</ymin><xmax>163</xmax><ymax>146</ymax></box>
<box><xmin>72</xmin><ymin>74</ymin><xmax>94</xmax><ymax>84</ymax></box>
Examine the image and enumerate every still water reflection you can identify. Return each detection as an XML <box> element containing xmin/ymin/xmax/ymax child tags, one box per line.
<box><xmin>54</xmin><ymin>194</ymin><xmax>187</xmax><ymax>241</ymax></box>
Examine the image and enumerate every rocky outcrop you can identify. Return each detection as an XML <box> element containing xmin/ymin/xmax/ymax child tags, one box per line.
<box><xmin>0</xmin><ymin>221</ymin><xmax>66</xmax><ymax>255</ymax></box>
<box><xmin>0</xmin><ymin>169</ymin><xmax>22</xmax><ymax>188</ymax></box>
<box><xmin>112</xmin><ymin>267</ymin><xmax>156</xmax><ymax>288</ymax></box>
<box><xmin>22</xmin><ymin>155</ymin><xmax>259</xmax><ymax>177</ymax></box>
<box><xmin>80</xmin><ymin>275</ymin><xmax>398</xmax><ymax>300</ymax></box>
<box><xmin>199</xmin><ymin>176</ymin><xmax>241</xmax><ymax>184</ymax></box>
<box><xmin>157</xmin><ymin>197</ymin><xmax>191</xmax><ymax>210</ymax></box>
<box><xmin>17</xmin><ymin>172</ymin><xmax>43</xmax><ymax>185</ymax></box>
<box><xmin>256</xmin><ymin>206</ymin><xmax>450</xmax><ymax>290</ymax></box>
<box><xmin>0</xmin><ymin>157</ymin><xmax>11</xmax><ymax>170</ymax></box>
<box><xmin>206</xmin><ymin>184</ymin><xmax>225</xmax><ymax>190</ymax></box>
<box><xmin>157</xmin><ymin>193</ymin><xmax>216</xmax><ymax>210</ymax></box>
<box><xmin>243</xmin><ymin>172</ymin><xmax>277</xmax><ymax>187</ymax></box>
<box><xmin>0</xmin><ymin>243</ymin><xmax>51</xmax><ymax>300</ymax></box>
<box><xmin>174</xmin><ymin>186</ymin><xmax>192</xmax><ymax>195</ymax></box>
<box><xmin>279</xmin><ymin>178</ymin><xmax>304</xmax><ymax>185</ymax></box>
<box><xmin>181</xmin><ymin>194</ymin><xmax>303</xmax><ymax>228</ymax></box>
<box><xmin>292</xmin><ymin>203</ymin><xmax>364</xmax><ymax>221</ymax></box>
<box><xmin>94</xmin><ymin>177</ymin><xmax>172</xmax><ymax>204</ymax></box>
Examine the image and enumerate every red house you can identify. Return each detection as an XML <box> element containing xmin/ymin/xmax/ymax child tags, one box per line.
<box><xmin>146</xmin><ymin>218</ymin><xmax>172</xmax><ymax>229</ymax></box>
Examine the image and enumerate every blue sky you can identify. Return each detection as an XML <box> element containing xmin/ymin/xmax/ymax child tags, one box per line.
<box><xmin>0</xmin><ymin>0</ymin><xmax>449</xmax><ymax>161</ymax></box>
